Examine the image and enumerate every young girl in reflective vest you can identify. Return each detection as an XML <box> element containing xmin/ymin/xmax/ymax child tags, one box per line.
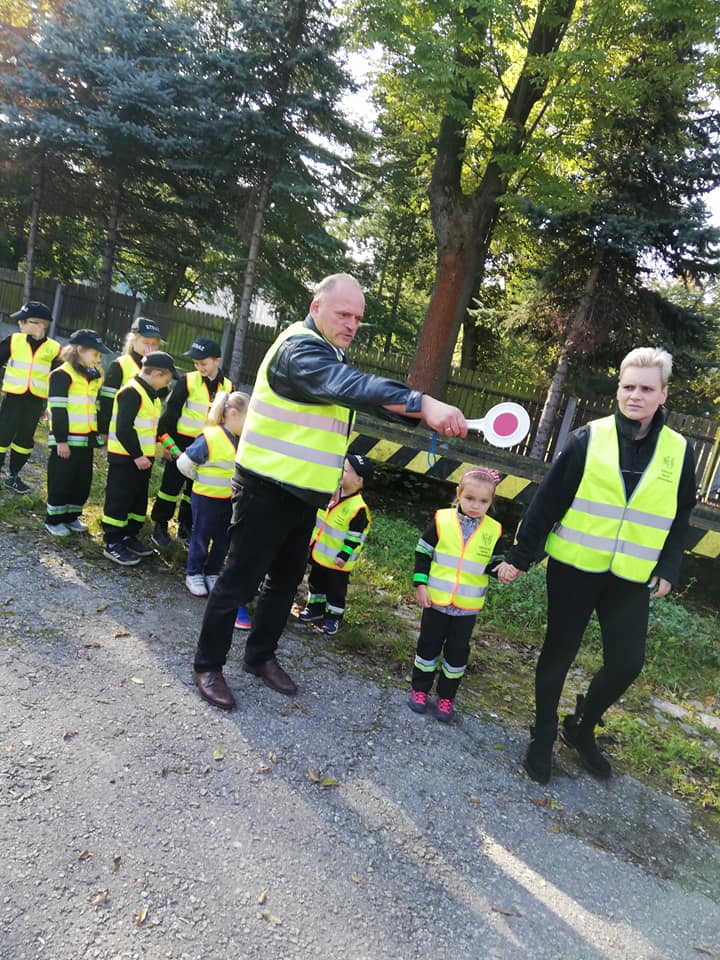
<box><xmin>45</xmin><ymin>329</ymin><xmax>111</xmax><ymax>536</ymax></box>
<box><xmin>409</xmin><ymin>468</ymin><xmax>502</xmax><ymax>722</ymax></box>
<box><xmin>176</xmin><ymin>390</ymin><xmax>249</xmax><ymax>600</ymax></box>
<box><xmin>297</xmin><ymin>453</ymin><xmax>373</xmax><ymax>636</ymax></box>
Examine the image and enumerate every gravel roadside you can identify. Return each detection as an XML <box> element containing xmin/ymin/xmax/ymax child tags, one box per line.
<box><xmin>1</xmin><ymin>523</ymin><xmax>719</xmax><ymax>960</ymax></box>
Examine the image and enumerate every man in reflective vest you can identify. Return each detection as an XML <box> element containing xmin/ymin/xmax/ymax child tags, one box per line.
<box><xmin>497</xmin><ymin>348</ymin><xmax>696</xmax><ymax>784</ymax></box>
<box><xmin>0</xmin><ymin>301</ymin><xmax>61</xmax><ymax>493</ymax></box>
<box><xmin>192</xmin><ymin>273</ymin><xmax>469</xmax><ymax>711</ymax></box>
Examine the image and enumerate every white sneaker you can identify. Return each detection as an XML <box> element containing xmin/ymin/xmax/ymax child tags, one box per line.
<box><xmin>66</xmin><ymin>519</ymin><xmax>88</xmax><ymax>533</ymax></box>
<box><xmin>205</xmin><ymin>574</ymin><xmax>219</xmax><ymax>592</ymax></box>
<box><xmin>185</xmin><ymin>574</ymin><xmax>208</xmax><ymax>597</ymax></box>
<box><xmin>44</xmin><ymin>522</ymin><xmax>70</xmax><ymax>537</ymax></box>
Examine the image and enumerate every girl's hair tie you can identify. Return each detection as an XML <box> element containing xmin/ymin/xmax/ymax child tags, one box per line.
<box><xmin>462</xmin><ymin>467</ymin><xmax>501</xmax><ymax>486</ymax></box>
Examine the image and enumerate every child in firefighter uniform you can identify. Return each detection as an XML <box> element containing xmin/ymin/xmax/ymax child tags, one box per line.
<box><xmin>0</xmin><ymin>301</ymin><xmax>61</xmax><ymax>494</ymax></box>
<box><xmin>150</xmin><ymin>337</ymin><xmax>233</xmax><ymax>551</ymax></box>
<box><xmin>175</xmin><ymin>390</ymin><xmax>249</xmax><ymax>598</ymax></box>
<box><xmin>298</xmin><ymin>453</ymin><xmax>373</xmax><ymax>636</ymax></box>
<box><xmin>97</xmin><ymin>315</ymin><xmax>162</xmax><ymax>435</ymax></box>
<box><xmin>101</xmin><ymin>351</ymin><xmax>176</xmax><ymax>566</ymax></box>
<box><xmin>45</xmin><ymin>329</ymin><xmax>111</xmax><ymax>536</ymax></box>
<box><xmin>409</xmin><ymin>467</ymin><xmax>502</xmax><ymax>723</ymax></box>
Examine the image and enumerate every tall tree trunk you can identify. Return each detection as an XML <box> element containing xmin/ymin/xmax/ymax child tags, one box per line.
<box><xmin>163</xmin><ymin>261</ymin><xmax>189</xmax><ymax>303</ymax></box>
<box><xmin>229</xmin><ymin>170</ymin><xmax>273</xmax><ymax>385</ymax></box>
<box><xmin>95</xmin><ymin>180</ymin><xmax>123</xmax><ymax>330</ymax></box>
<box><xmin>23</xmin><ymin>162</ymin><xmax>44</xmax><ymax>300</ymax></box>
<box><xmin>409</xmin><ymin>0</ymin><xmax>577</xmax><ymax>395</ymax></box>
<box><xmin>529</xmin><ymin>250</ymin><xmax>604</xmax><ymax>459</ymax></box>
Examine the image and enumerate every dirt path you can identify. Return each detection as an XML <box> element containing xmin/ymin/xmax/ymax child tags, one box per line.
<box><xmin>1</xmin><ymin>523</ymin><xmax>719</xmax><ymax>960</ymax></box>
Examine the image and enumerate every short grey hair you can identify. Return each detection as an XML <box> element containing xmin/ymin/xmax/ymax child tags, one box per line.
<box><xmin>312</xmin><ymin>273</ymin><xmax>364</xmax><ymax>300</ymax></box>
<box><xmin>619</xmin><ymin>347</ymin><xmax>673</xmax><ymax>387</ymax></box>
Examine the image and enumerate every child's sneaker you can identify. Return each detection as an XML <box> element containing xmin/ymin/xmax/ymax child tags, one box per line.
<box><xmin>66</xmin><ymin>518</ymin><xmax>88</xmax><ymax>533</ymax></box>
<box><xmin>103</xmin><ymin>542</ymin><xmax>141</xmax><ymax>566</ymax></box>
<box><xmin>122</xmin><ymin>535</ymin><xmax>154</xmax><ymax>558</ymax></box>
<box><xmin>407</xmin><ymin>689</ymin><xmax>428</xmax><ymax>714</ymax></box>
<box><xmin>151</xmin><ymin>522</ymin><xmax>172</xmax><ymax>551</ymax></box>
<box><xmin>321</xmin><ymin>615</ymin><xmax>340</xmax><ymax>635</ymax></box>
<box><xmin>205</xmin><ymin>574</ymin><xmax>219</xmax><ymax>592</ymax></box>
<box><xmin>5</xmin><ymin>474</ymin><xmax>31</xmax><ymax>494</ymax></box>
<box><xmin>234</xmin><ymin>605</ymin><xmax>252</xmax><ymax>630</ymax></box>
<box><xmin>434</xmin><ymin>697</ymin><xmax>455</xmax><ymax>723</ymax></box>
<box><xmin>298</xmin><ymin>605</ymin><xmax>324</xmax><ymax>624</ymax></box>
<box><xmin>185</xmin><ymin>574</ymin><xmax>208</xmax><ymax>597</ymax></box>
<box><xmin>44</xmin><ymin>522</ymin><xmax>70</xmax><ymax>537</ymax></box>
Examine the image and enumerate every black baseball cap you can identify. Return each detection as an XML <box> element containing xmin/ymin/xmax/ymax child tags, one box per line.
<box><xmin>142</xmin><ymin>351</ymin><xmax>177</xmax><ymax>376</ymax></box>
<box><xmin>69</xmin><ymin>328</ymin><xmax>111</xmax><ymax>354</ymax></box>
<box><xmin>185</xmin><ymin>337</ymin><xmax>222</xmax><ymax>359</ymax></box>
<box><xmin>11</xmin><ymin>301</ymin><xmax>53</xmax><ymax>323</ymax></box>
<box><xmin>346</xmin><ymin>453</ymin><xmax>374</xmax><ymax>480</ymax></box>
<box><xmin>130</xmin><ymin>316</ymin><xmax>162</xmax><ymax>338</ymax></box>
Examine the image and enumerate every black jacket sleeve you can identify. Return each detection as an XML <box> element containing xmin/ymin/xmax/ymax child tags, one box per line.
<box><xmin>338</xmin><ymin>506</ymin><xmax>370</xmax><ymax>559</ymax></box>
<box><xmin>48</xmin><ymin>368</ymin><xmax>72</xmax><ymax>443</ymax></box>
<box><xmin>97</xmin><ymin>360</ymin><xmax>124</xmax><ymax>434</ymax></box>
<box><xmin>413</xmin><ymin>519</ymin><xmax>439</xmax><ymax>583</ymax></box>
<box><xmin>0</xmin><ymin>336</ymin><xmax>12</xmax><ymax>368</ymax></box>
<box><xmin>114</xmin><ymin>388</ymin><xmax>144</xmax><ymax>460</ymax></box>
<box><xmin>158</xmin><ymin>374</ymin><xmax>188</xmax><ymax>437</ymax></box>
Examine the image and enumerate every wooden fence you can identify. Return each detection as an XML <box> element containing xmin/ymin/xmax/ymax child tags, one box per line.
<box><xmin>1</xmin><ymin>268</ymin><xmax>719</xmax><ymax>501</ymax></box>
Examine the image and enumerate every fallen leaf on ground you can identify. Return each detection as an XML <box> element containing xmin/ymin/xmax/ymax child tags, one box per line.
<box><xmin>2</xmin><ymin>597</ymin><xmax>13</xmax><ymax>605</ymax></box>
<box><xmin>257</xmin><ymin>765</ymin><xmax>271</xmax><ymax>774</ymax></box>
<box><xmin>257</xmin><ymin>888</ymin><xmax>268</xmax><ymax>904</ymax></box>
<box><xmin>92</xmin><ymin>889</ymin><xmax>110</xmax><ymax>907</ymax></box>
<box><xmin>84</xmin><ymin>642</ymin><xmax>102</xmax><ymax>649</ymax></box>
<box><xmin>320</xmin><ymin>777</ymin><xmax>338</xmax><ymax>788</ymax></box>
<box><xmin>111</xmin><ymin>855</ymin><xmax>122</xmax><ymax>873</ymax></box>
<box><xmin>268</xmin><ymin>752</ymin><xmax>279</xmax><ymax>764</ymax></box>
<box><xmin>213</xmin><ymin>745</ymin><xmax>225</xmax><ymax>761</ymax></box>
<box><xmin>490</xmin><ymin>905</ymin><xmax>519</xmax><ymax>917</ymax></box>
<box><xmin>261</xmin><ymin>909</ymin><xmax>281</xmax><ymax>925</ymax></box>
<box><xmin>78</xmin><ymin>849</ymin><xmax>91</xmax><ymax>861</ymax></box>
<box><xmin>351</xmin><ymin>875</ymin><xmax>366</xmax><ymax>888</ymax></box>
<box><xmin>694</xmin><ymin>947</ymin><xmax>715</xmax><ymax>957</ymax></box>
<box><xmin>63</xmin><ymin>730</ymin><xmax>78</xmax><ymax>740</ymax></box>
<box><xmin>114</xmin><ymin>630</ymin><xmax>130</xmax><ymax>638</ymax></box>
<box><xmin>130</xmin><ymin>677</ymin><xmax>144</xmax><ymax>685</ymax></box>
<box><xmin>307</xmin><ymin>766</ymin><xmax>321</xmax><ymax>783</ymax></box>
<box><xmin>96</xmin><ymin>603</ymin><xmax>109</xmax><ymax>613</ymax></box>
<box><xmin>135</xmin><ymin>905</ymin><xmax>148</xmax><ymax>926</ymax></box>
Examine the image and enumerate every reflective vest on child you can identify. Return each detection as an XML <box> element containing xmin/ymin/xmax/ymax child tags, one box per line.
<box><xmin>48</xmin><ymin>362</ymin><xmax>101</xmax><ymax>446</ymax></box>
<box><xmin>107</xmin><ymin>379</ymin><xmax>160</xmax><ymax>457</ymax></box>
<box><xmin>193</xmin><ymin>425</ymin><xmax>237</xmax><ymax>499</ymax></box>
<box><xmin>427</xmin><ymin>509</ymin><xmax>502</xmax><ymax>611</ymax></box>
<box><xmin>177</xmin><ymin>371</ymin><xmax>233</xmax><ymax>438</ymax></box>
<box><xmin>545</xmin><ymin>415</ymin><xmax>685</xmax><ymax>582</ymax></box>
<box><xmin>2</xmin><ymin>333</ymin><xmax>61</xmax><ymax>398</ymax></box>
<box><xmin>311</xmin><ymin>492</ymin><xmax>371</xmax><ymax>571</ymax></box>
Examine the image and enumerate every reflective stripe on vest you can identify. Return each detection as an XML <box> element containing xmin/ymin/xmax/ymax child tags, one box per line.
<box><xmin>426</xmin><ymin>509</ymin><xmax>502</xmax><ymax>611</ymax></box>
<box><xmin>177</xmin><ymin>372</ymin><xmax>233</xmax><ymax>438</ymax></box>
<box><xmin>107</xmin><ymin>379</ymin><xmax>160</xmax><ymax>457</ymax></box>
<box><xmin>236</xmin><ymin>322</ymin><xmax>352</xmax><ymax>495</ymax></box>
<box><xmin>193</xmin><ymin>425</ymin><xmax>237</xmax><ymax>499</ymax></box>
<box><xmin>545</xmin><ymin>415</ymin><xmax>685</xmax><ymax>582</ymax></box>
<box><xmin>311</xmin><ymin>492</ymin><xmax>371</xmax><ymax>571</ymax></box>
<box><xmin>2</xmin><ymin>333</ymin><xmax>60</xmax><ymax>398</ymax></box>
<box><xmin>48</xmin><ymin>362</ymin><xmax>100</xmax><ymax>444</ymax></box>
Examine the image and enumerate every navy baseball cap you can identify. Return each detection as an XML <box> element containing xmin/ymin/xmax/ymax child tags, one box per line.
<box><xmin>346</xmin><ymin>453</ymin><xmax>374</xmax><ymax>480</ymax></box>
<box><xmin>69</xmin><ymin>328</ymin><xmax>111</xmax><ymax>354</ymax></box>
<box><xmin>185</xmin><ymin>337</ymin><xmax>222</xmax><ymax>359</ymax></box>
<box><xmin>142</xmin><ymin>351</ymin><xmax>177</xmax><ymax>376</ymax></box>
<box><xmin>11</xmin><ymin>301</ymin><xmax>53</xmax><ymax>323</ymax></box>
<box><xmin>130</xmin><ymin>316</ymin><xmax>162</xmax><ymax>338</ymax></box>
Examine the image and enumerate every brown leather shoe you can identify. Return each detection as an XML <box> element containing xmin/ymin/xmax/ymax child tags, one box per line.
<box><xmin>243</xmin><ymin>658</ymin><xmax>297</xmax><ymax>696</ymax></box>
<box><xmin>194</xmin><ymin>670</ymin><xmax>237</xmax><ymax>711</ymax></box>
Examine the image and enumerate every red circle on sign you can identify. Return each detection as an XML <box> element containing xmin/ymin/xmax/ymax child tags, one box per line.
<box><xmin>493</xmin><ymin>412</ymin><xmax>518</xmax><ymax>437</ymax></box>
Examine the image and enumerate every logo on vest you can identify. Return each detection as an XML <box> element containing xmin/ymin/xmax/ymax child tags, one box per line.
<box><xmin>659</xmin><ymin>455</ymin><xmax>676</xmax><ymax>483</ymax></box>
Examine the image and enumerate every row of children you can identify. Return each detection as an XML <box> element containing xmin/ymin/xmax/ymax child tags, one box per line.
<box><xmin>1</xmin><ymin>301</ymin><xmax>505</xmax><ymax>724</ymax></box>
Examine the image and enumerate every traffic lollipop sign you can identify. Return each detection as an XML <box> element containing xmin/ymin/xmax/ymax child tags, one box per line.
<box><xmin>466</xmin><ymin>402</ymin><xmax>530</xmax><ymax>448</ymax></box>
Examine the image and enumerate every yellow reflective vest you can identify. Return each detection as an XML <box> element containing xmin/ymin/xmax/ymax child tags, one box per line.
<box><xmin>193</xmin><ymin>425</ymin><xmax>237</xmax><ymax>499</ymax></box>
<box><xmin>48</xmin><ymin>362</ymin><xmax>101</xmax><ymax>445</ymax></box>
<box><xmin>107</xmin><ymin>379</ymin><xmax>160</xmax><ymax>457</ymax></box>
<box><xmin>311</xmin><ymin>492</ymin><xmax>371</xmax><ymax>571</ymax></box>
<box><xmin>427</xmin><ymin>509</ymin><xmax>502</xmax><ymax>612</ymax></box>
<box><xmin>177</xmin><ymin>371</ymin><xmax>233</xmax><ymax>438</ymax></box>
<box><xmin>545</xmin><ymin>415</ymin><xmax>685</xmax><ymax>582</ymax></box>
<box><xmin>117</xmin><ymin>353</ymin><xmax>141</xmax><ymax>385</ymax></box>
<box><xmin>236</xmin><ymin>322</ymin><xmax>352</xmax><ymax>495</ymax></box>
<box><xmin>2</xmin><ymin>333</ymin><xmax>61</xmax><ymax>398</ymax></box>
